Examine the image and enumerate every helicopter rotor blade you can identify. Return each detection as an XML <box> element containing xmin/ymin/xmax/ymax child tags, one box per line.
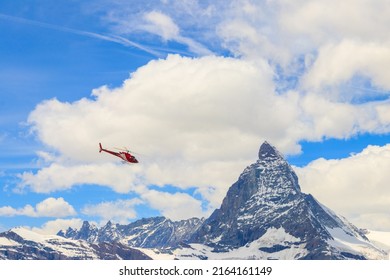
<box><xmin>113</xmin><ymin>147</ymin><xmax>142</xmax><ymax>155</ymax></box>
<box><xmin>114</xmin><ymin>147</ymin><xmax>128</xmax><ymax>152</ymax></box>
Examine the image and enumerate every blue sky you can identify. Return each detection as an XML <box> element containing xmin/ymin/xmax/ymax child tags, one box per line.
<box><xmin>1</xmin><ymin>0</ymin><xmax>390</xmax><ymax>233</ymax></box>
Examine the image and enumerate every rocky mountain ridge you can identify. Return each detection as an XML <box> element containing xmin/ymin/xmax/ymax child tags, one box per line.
<box><xmin>58</xmin><ymin>216</ymin><xmax>204</xmax><ymax>248</ymax></box>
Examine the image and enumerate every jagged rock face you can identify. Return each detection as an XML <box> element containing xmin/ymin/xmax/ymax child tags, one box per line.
<box><xmin>190</xmin><ymin>142</ymin><xmax>375</xmax><ymax>259</ymax></box>
<box><xmin>60</xmin><ymin>217</ymin><xmax>204</xmax><ymax>249</ymax></box>
<box><xmin>120</xmin><ymin>217</ymin><xmax>204</xmax><ymax>248</ymax></box>
<box><xmin>58</xmin><ymin>221</ymin><xmax>99</xmax><ymax>243</ymax></box>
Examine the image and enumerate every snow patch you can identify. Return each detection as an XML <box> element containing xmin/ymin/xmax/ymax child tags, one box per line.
<box><xmin>9</xmin><ymin>227</ymin><xmax>99</xmax><ymax>259</ymax></box>
<box><xmin>172</xmin><ymin>227</ymin><xmax>308</xmax><ymax>260</ymax></box>
<box><xmin>0</xmin><ymin>237</ymin><xmax>19</xmax><ymax>246</ymax></box>
<box><xmin>257</xmin><ymin>227</ymin><xmax>301</xmax><ymax>244</ymax></box>
<box><xmin>138</xmin><ymin>248</ymin><xmax>175</xmax><ymax>260</ymax></box>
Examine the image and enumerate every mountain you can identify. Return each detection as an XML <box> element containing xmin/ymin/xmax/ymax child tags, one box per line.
<box><xmin>1</xmin><ymin>141</ymin><xmax>387</xmax><ymax>260</ymax></box>
<box><xmin>58</xmin><ymin>216</ymin><xmax>204</xmax><ymax>249</ymax></box>
<box><xmin>0</xmin><ymin>227</ymin><xmax>151</xmax><ymax>260</ymax></box>
<box><xmin>187</xmin><ymin>142</ymin><xmax>385</xmax><ymax>259</ymax></box>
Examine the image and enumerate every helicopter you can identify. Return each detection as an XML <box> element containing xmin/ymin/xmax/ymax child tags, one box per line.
<box><xmin>99</xmin><ymin>143</ymin><xmax>138</xmax><ymax>163</ymax></box>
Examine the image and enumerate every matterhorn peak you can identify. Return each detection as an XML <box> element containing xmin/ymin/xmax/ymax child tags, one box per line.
<box><xmin>189</xmin><ymin>141</ymin><xmax>386</xmax><ymax>260</ymax></box>
<box><xmin>258</xmin><ymin>141</ymin><xmax>284</xmax><ymax>160</ymax></box>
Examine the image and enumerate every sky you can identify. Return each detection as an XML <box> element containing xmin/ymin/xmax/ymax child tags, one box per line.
<box><xmin>0</xmin><ymin>0</ymin><xmax>390</xmax><ymax>234</ymax></box>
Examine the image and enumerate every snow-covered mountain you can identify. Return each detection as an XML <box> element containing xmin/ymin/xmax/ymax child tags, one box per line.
<box><xmin>188</xmin><ymin>142</ymin><xmax>386</xmax><ymax>259</ymax></box>
<box><xmin>0</xmin><ymin>227</ymin><xmax>151</xmax><ymax>260</ymax></box>
<box><xmin>58</xmin><ymin>216</ymin><xmax>204</xmax><ymax>249</ymax></box>
<box><xmin>0</xmin><ymin>142</ymin><xmax>387</xmax><ymax>259</ymax></box>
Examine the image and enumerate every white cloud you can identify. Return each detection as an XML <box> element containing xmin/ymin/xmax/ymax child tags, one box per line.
<box><xmin>354</xmin><ymin>213</ymin><xmax>390</xmax><ymax>233</ymax></box>
<box><xmin>24</xmin><ymin>55</ymin><xmax>304</xmax><ymax>192</ymax></box>
<box><xmin>217</xmin><ymin>14</ymin><xmax>290</xmax><ymax>64</ymax></box>
<box><xmin>142</xmin><ymin>11</ymin><xmax>212</xmax><ymax>56</ymax></box>
<box><xmin>0</xmin><ymin>197</ymin><xmax>76</xmax><ymax>218</ymax></box>
<box><xmin>216</xmin><ymin>0</ymin><xmax>390</xmax><ymax>63</ymax></box>
<box><xmin>144</xmin><ymin>159</ymin><xmax>250</xmax><ymax>210</ymax></box>
<box><xmin>35</xmin><ymin>197</ymin><xmax>76</xmax><ymax>217</ymax></box>
<box><xmin>101</xmin><ymin>2</ymin><xmax>215</xmax><ymax>56</ymax></box>
<box><xmin>81</xmin><ymin>198</ymin><xmax>143</xmax><ymax>224</ymax></box>
<box><xmin>298</xmin><ymin>95</ymin><xmax>390</xmax><ymax>140</ymax></box>
<box><xmin>0</xmin><ymin>205</ymin><xmax>35</xmax><ymax>217</ymax></box>
<box><xmin>30</xmin><ymin>218</ymin><xmax>83</xmax><ymax>235</ymax></box>
<box><xmin>141</xmin><ymin>190</ymin><xmax>209</xmax><ymax>221</ymax></box>
<box><xmin>143</xmin><ymin>11</ymin><xmax>180</xmax><ymax>41</ymax></box>
<box><xmin>296</xmin><ymin>144</ymin><xmax>390</xmax><ymax>231</ymax></box>
<box><xmin>200</xmin><ymin>0</ymin><xmax>390</xmax><ymax>93</ymax></box>
<box><xmin>302</xmin><ymin>40</ymin><xmax>390</xmax><ymax>93</ymax></box>
<box><xmin>100</xmin><ymin>0</ymin><xmax>390</xmax><ymax>65</ymax></box>
<box><xmin>279</xmin><ymin>0</ymin><xmax>390</xmax><ymax>46</ymax></box>
<box><xmin>19</xmin><ymin>163</ymin><xmax>146</xmax><ymax>193</ymax></box>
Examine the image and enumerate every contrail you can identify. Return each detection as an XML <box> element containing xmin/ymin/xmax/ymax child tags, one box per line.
<box><xmin>349</xmin><ymin>85</ymin><xmax>390</xmax><ymax>95</ymax></box>
<box><xmin>0</xmin><ymin>13</ymin><xmax>162</xmax><ymax>57</ymax></box>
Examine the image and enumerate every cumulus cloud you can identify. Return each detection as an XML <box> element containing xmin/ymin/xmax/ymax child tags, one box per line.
<box><xmin>25</xmin><ymin>55</ymin><xmax>302</xmax><ymax>191</ymax></box>
<box><xmin>296</xmin><ymin>144</ymin><xmax>390</xmax><ymax>231</ymax></box>
<box><xmin>278</xmin><ymin>0</ymin><xmax>390</xmax><ymax>45</ymax></box>
<box><xmin>31</xmin><ymin>218</ymin><xmax>83</xmax><ymax>235</ymax></box>
<box><xmin>204</xmin><ymin>0</ymin><xmax>383</xmax><ymax>63</ymax></box>
<box><xmin>302</xmin><ymin>40</ymin><xmax>390</xmax><ymax>93</ymax></box>
<box><xmin>141</xmin><ymin>190</ymin><xmax>208</xmax><ymax>221</ymax></box>
<box><xmin>0</xmin><ymin>197</ymin><xmax>76</xmax><ymax>218</ymax></box>
<box><xmin>81</xmin><ymin>198</ymin><xmax>143</xmax><ymax>224</ymax></box>
<box><xmin>298</xmin><ymin>95</ymin><xmax>390</xmax><ymax>140</ymax></box>
<box><xmin>19</xmin><ymin>163</ymin><xmax>145</xmax><ymax>193</ymax></box>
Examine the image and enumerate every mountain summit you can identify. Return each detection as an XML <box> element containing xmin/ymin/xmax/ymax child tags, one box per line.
<box><xmin>189</xmin><ymin>141</ymin><xmax>385</xmax><ymax>259</ymax></box>
<box><xmin>258</xmin><ymin>141</ymin><xmax>284</xmax><ymax>160</ymax></box>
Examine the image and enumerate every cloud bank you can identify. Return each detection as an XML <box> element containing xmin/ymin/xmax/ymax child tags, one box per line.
<box><xmin>30</xmin><ymin>218</ymin><xmax>83</xmax><ymax>235</ymax></box>
<box><xmin>0</xmin><ymin>197</ymin><xmax>76</xmax><ymax>218</ymax></box>
<box><xmin>296</xmin><ymin>144</ymin><xmax>390</xmax><ymax>231</ymax></box>
<box><xmin>82</xmin><ymin>198</ymin><xmax>143</xmax><ymax>225</ymax></box>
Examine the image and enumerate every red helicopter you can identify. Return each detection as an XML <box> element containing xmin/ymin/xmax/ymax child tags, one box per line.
<box><xmin>99</xmin><ymin>143</ymin><xmax>138</xmax><ymax>163</ymax></box>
